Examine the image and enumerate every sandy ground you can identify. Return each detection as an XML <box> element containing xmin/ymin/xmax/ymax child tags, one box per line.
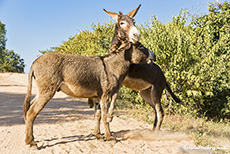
<box><xmin>0</xmin><ymin>73</ymin><xmax>220</xmax><ymax>154</ymax></box>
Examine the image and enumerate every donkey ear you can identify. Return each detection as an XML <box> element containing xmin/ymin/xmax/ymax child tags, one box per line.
<box><xmin>126</xmin><ymin>4</ymin><xmax>141</xmax><ymax>18</ymax></box>
<box><xmin>103</xmin><ymin>9</ymin><xmax>119</xmax><ymax>20</ymax></box>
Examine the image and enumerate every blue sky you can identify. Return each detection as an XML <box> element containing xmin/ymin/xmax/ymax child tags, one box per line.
<box><xmin>0</xmin><ymin>0</ymin><xmax>225</xmax><ymax>73</ymax></box>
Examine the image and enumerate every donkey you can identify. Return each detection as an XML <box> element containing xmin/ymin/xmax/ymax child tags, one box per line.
<box><xmin>90</xmin><ymin>4</ymin><xmax>183</xmax><ymax>132</ymax></box>
<box><xmin>23</xmin><ymin>6</ymin><xmax>155</xmax><ymax>148</ymax></box>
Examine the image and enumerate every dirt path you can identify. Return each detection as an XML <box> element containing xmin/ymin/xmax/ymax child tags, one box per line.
<box><xmin>0</xmin><ymin>73</ymin><xmax>215</xmax><ymax>154</ymax></box>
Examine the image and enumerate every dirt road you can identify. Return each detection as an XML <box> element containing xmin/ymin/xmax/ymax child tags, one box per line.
<box><xmin>0</xmin><ymin>73</ymin><xmax>216</xmax><ymax>154</ymax></box>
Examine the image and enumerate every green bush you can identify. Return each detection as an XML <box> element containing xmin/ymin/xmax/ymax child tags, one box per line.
<box><xmin>40</xmin><ymin>2</ymin><xmax>230</xmax><ymax>121</ymax></box>
<box><xmin>139</xmin><ymin>2</ymin><xmax>230</xmax><ymax>120</ymax></box>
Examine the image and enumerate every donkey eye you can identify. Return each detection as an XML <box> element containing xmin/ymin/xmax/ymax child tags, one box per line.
<box><xmin>120</xmin><ymin>21</ymin><xmax>126</xmax><ymax>26</ymax></box>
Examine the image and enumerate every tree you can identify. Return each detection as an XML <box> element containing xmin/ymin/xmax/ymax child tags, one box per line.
<box><xmin>0</xmin><ymin>20</ymin><xmax>25</xmax><ymax>73</ymax></box>
<box><xmin>0</xmin><ymin>20</ymin><xmax>7</xmax><ymax>62</ymax></box>
<box><xmin>0</xmin><ymin>49</ymin><xmax>25</xmax><ymax>73</ymax></box>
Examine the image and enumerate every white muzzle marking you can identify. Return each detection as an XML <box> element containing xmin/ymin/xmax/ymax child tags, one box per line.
<box><xmin>129</xmin><ymin>26</ymin><xmax>140</xmax><ymax>44</ymax></box>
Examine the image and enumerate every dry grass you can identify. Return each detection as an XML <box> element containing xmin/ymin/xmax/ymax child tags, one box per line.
<box><xmin>162</xmin><ymin>114</ymin><xmax>230</xmax><ymax>148</ymax></box>
<box><xmin>115</xmin><ymin>101</ymin><xmax>230</xmax><ymax>153</ymax></box>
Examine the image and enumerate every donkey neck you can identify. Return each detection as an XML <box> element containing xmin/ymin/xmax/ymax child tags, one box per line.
<box><xmin>104</xmin><ymin>49</ymin><xmax>131</xmax><ymax>80</ymax></box>
<box><xmin>111</xmin><ymin>24</ymin><xmax>125</xmax><ymax>48</ymax></box>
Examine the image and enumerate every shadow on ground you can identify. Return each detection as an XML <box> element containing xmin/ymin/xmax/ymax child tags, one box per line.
<box><xmin>0</xmin><ymin>92</ymin><xmax>94</xmax><ymax>126</ymax></box>
<box><xmin>38</xmin><ymin>134</ymin><xmax>97</xmax><ymax>150</ymax></box>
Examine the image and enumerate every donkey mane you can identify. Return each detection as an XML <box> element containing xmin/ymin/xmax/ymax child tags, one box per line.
<box><xmin>110</xmin><ymin>23</ymin><xmax>122</xmax><ymax>48</ymax></box>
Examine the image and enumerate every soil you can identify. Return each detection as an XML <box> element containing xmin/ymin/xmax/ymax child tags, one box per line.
<box><xmin>0</xmin><ymin>73</ymin><xmax>217</xmax><ymax>154</ymax></box>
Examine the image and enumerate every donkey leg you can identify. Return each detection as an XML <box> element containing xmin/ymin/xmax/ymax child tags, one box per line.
<box><xmin>154</xmin><ymin>102</ymin><xmax>164</xmax><ymax>131</ymax></box>
<box><xmin>100</xmin><ymin>95</ymin><xmax>115</xmax><ymax>141</ymax></box>
<box><xmin>107</xmin><ymin>85</ymin><xmax>122</xmax><ymax>123</ymax></box>
<box><xmin>107</xmin><ymin>93</ymin><xmax>118</xmax><ymax>123</ymax></box>
<box><xmin>150</xmin><ymin>86</ymin><xmax>164</xmax><ymax>132</ymax></box>
<box><xmin>24</xmin><ymin>96</ymin><xmax>37</xmax><ymax>146</ymax></box>
<box><xmin>93</xmin><ymin>103</ymin><xmax>103</xmax><ymax>140</ymax></box>
<box><xmin>88</xmin><ymin>98</ymin><xmax>94</xmax><ymax>108</ymax></box>
<box><xmin>25</xmin><ymin>92</ymin><xmax>56</xmax><ymax>148</ymax></box>
<box><xmin>140</xmin><ymin>88</ymin><xmax>158</xmax><ymax>130</ymax></box>
<box><xmin>152</xmin><ymin>105</ymin><xmax>158</xmax><ymax>129</ymax></box>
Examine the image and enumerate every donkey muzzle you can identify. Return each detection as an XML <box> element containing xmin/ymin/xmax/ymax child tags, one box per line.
<box><xmin>129</xmin><ymin>27</ymin><xmax>140</xmax><ymax>44</ymax></box>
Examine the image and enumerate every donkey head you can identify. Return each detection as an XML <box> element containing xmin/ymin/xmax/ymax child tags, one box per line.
<box><xmin>128</xmin><ymin>42</ymin><xmax>154</xmax><ymax>64</ymax></box>
<box><xmin>104</xmin><ymin>4</ymin><xmax>141</xmax><ymax>44</ymax></box>
<box><xmin>104</xmin><ymin>5</ymin><xmax>156</xmax><ymax>62</ymax></box>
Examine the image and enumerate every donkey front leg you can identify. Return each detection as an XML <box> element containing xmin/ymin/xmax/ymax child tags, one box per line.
<box><xmin>100</xmin><ymin>95</ymin><xmax>116</xmax><ymax>141</ymax></box>
<box><xmin>107</xmin><ymin>93</ymin><xmax>118</xmax><ymax>123</ymax></box>
<box><xmin>107</xmin><ymin>85</ymin><xmax>121</xmax><ymax>123</ymax></box>
<box><xmin>93</xmin><ymin>102</ymin><xmax>103</xmax><ymax>140</ymax></box>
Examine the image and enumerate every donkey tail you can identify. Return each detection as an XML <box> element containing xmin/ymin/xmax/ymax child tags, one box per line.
<box><xmin>165</xmin><ymin>82</ymin><xmax>184</xmax><ymax>105</ymax></box>
<box><xmin>23</xmin><ymin>68</ymin><xmax>34</xmax><ymax>119</ymax></box>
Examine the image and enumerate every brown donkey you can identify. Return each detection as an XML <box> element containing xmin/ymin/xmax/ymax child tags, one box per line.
<box><xmin>91</xmin><ymin>4</ymin><xmax>183</xmax><ymax>132</ymax></box>
<box><xmin>23</xmin><ymin>6</ymin><xmax>154</xmax><ymax>149</ymax></box>
<box><xmin>23</xmin><ymin>43</ymin><xmax>151</xmax><ymax>149</ymax></box>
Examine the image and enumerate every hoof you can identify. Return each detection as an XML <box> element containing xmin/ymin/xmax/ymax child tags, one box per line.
<box><xmin>106</xmin><ymin>116</ymin><xmax>113</xmax><ymax>123</ymax></box>
<box><xmin>106</xmin><ymin>136</ymin><xmax>116</xmax><ymax>142</ymax></box>
<box><xmin>153</xmin><ymin>127</ymin><xmax>160</xmax><ymax>132</ymax></box>
<box><xmin>30</xmin><ymin>145</ymin><xmax>38</xmax><ymax>150</ymax></box>
<box><xmin>30</xmin><ymin>142</ymin><xmax>38</xmax><ymax>150</ymax></box>
<box><xmin>94</xmin><ymin>133</ymin><xmax>104</xmax><ymax>141</ymax></box>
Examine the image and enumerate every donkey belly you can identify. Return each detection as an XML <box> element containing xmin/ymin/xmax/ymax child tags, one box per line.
<box><xmin>59</xmin><ymin>82</ymin><xmax>98</xmax><ymax>98</ymax></box>
<box><xmin>123</xmin><ymin>76</ymin><xmax>152</xmax><ymax>91</ymax></box>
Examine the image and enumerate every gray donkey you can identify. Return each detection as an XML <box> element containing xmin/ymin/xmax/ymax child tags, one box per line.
<box><xmin>91</xmin><ymin>4</ymin><xmax>183</xmax><ymax>132</ymax></box>
<box><xmin>23</xmin><ymin>5</ymin><xmax>155</xmax><ymax>149</ymax></box>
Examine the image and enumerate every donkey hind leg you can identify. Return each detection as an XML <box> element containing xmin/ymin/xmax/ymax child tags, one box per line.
<box><xmin>24</xmin><ymin>90</ymin><xmax>56</xmax><ymax>149</ymax></box>
<box><xmin>93</xmin><ymin>102</ymin><xmax>103</xmax><ymax>140</ymax></box>
<box><xmin>150</xmin><ymin>86</ymin><xmax>164</xmax><ymax>131</ymax></box>
<box><xmin>140</xmin><ymin>88</ymin><xmax>158</xmax><ymax>130</ymax></box>
<box><xmin>140</xmin><ymin>86</ymin><xmax>164</xmax><ymax>131</ymax></box>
